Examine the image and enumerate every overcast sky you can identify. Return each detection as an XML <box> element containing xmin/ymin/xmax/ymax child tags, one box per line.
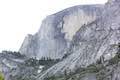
<box><xmin>0</xmin><ymin>0</ymin><xmax>108</xmax><ymax>52</ymax></box>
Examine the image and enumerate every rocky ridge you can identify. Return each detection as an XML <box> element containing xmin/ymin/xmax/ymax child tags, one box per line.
<box><xmin>35</xmin><ymin>0</ymin><xmax>120</xmax><ymax>79</ymax></box>
<box><xmin>1</xmin><ymin>0</ymin><xmax>120</xmax><ymax>80</ymax></box>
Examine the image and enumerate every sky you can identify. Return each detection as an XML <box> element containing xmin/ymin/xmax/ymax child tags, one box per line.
<box><xmin>0</xmin><ymin>0</ymin><xmax>108</xmax><ymax>52</ymax></box>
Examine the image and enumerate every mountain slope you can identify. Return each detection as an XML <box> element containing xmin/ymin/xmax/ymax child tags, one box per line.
<box><xmin>42</xmin><ymin>49</ymin><xmax>120</xmax><ymax>80</ymax></box>
<box><xmin>17</xmin><ymin>0</ymin><xmax>120</xmax><ymax>80</ymax></box>
<box><xmin>36</xmin><ymin>0</ymin><xmax>120</xmax><ymax>80</ymax></box>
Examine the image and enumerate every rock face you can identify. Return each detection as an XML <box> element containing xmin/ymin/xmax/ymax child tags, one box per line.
<box><xmin>19</xmin><ymin>5</ymin><xmax>103</xmax><ymax>59</ymax></box>
<box><xmin>19</xmin><ymin>0</ymin><xmax>120</xmax><ymax>80</ymax></box>
<box><xmin>39</xmin><ymin>52</ymin><xmax>120</xmax><ymax>80</ymax></box>
<box><xmin>36</xmin><ymin>0</ymin><xmax>120</xmax><ymax>79</ymax></box>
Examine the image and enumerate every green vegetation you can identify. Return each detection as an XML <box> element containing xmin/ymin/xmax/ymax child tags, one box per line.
<box><xmin>44</xmin><ymin>76</ymin><xmax>56</xmax><ymax>80</ymax></box>
<box><xmin>0</xmin><ymin>72</ymin><xmax>4</xmax><ymax>80</ymax></box>
<box><xmin>11</xmin><ymin>75</ymin><xmax>36</xmax><ymax>80</ymax></box>
<box><xmin>2</xmin><ymin>50</ymin><xmax>25</xmax><ymax>58</ymax></box>
<box><xmin>43</xmin><ymin>43</ymin><xmax>120</xmax><ymax>80</ymax></box>
<box><xmin>38</xmin><ymin>57</ymin><xmax>60</xmax><ymax>71</ymax></box>
<box><xmin>2</xmin><ymin>43</ymin><xmax>120</xmax><ymax>80</ymax></box>
<box><xmin>25</xmin><ymin>57</ymin><xmax>60</xmax><ymax>66</ymax></box>
<box><xmin>43</xmin><ymin>56</ymin><xmax>117</xmax><ymax>80</ymax></box>
<box><xmin>8</xmin><ymin>56</ymin><xmax>60</xmax><ymax>80</ymax></box>
<box><xmin>108</xmin><ymin>54</ymin><xmax>120</xmax><ymax>65</ymax></box>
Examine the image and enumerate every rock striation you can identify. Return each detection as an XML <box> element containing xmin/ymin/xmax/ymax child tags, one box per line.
<box><xmin>19</xmin><ymin>5</ymin><xmax>103</xmax><ymax>59</ymax></box>
<box><xmin>19</xmin><ymin>0</ymin><xmax>120</xmax><ymax>80</ymax></box>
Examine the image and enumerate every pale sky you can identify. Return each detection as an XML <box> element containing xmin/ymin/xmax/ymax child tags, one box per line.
<box><xmin>0</xmin><ymin>0</ymin><xmax>108</xmax><ymax>52</ymax></box>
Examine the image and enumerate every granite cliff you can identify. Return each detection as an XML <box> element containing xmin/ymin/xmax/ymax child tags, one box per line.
<box><xmin>19</xmin><ymin>5</ymin><xmax>103</xmax><ymax>59</ymax></box>
<box><xmin>1</xmin><ymin>0</ymin><xmax>120</xmax><ymax>80</ymax></box>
